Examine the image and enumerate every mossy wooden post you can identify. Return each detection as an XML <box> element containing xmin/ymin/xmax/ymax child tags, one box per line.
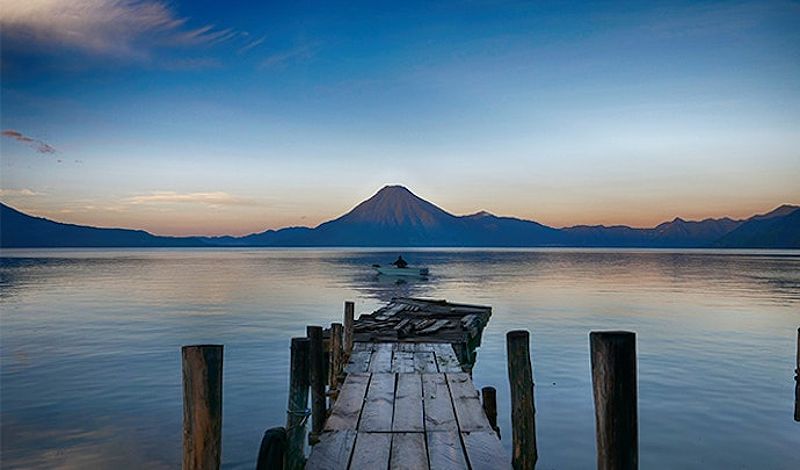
<box><xmin>507</xmin><ymin>330</ymin><xmax>537</xmax><ymax>469</ymax></box>
<box><xmin>795</xmin><ymin>327</ymin><xmax>799</xmax><ymax>422</ymax></box>
<box><xmin>330</xmin><ymin>323</ymin><xmax>343</xmax><ymax>392</ymax></box>
<box><xmin>182</xmin><ymin>344</ymin><xmax>223</xmax><ymax>470</ymax></box>
<box><xmin>307</xmin><ymin>326</ymin><xmax>326</xmax><ymax>443</ymax></box>
<box><xmin>285</xmin><ymin>337</ymin><xmax>310</xmax><ymax>469</ymax></box>
<box><xmin>343</xmin><ymin>301</ymin><xmax>355</xmax><ymax>356</ymax></box>
<box><xmin>590</xmin><ymin>331</ymin><xmax>638</xmax><ymax>470</ymax></box>
<box><xmin>481</xmin><ymin>386</ymin><xmax>500</xmax><ymax>438</ymax></box>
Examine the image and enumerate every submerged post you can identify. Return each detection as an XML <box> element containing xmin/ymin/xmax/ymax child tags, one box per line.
<box><xmin>307</xmin><ymin>326</ymin><xmax>326</xmax><ymax>443</ymax></box>
<box><xmin>330</xmin><ymin>323</ymin><xmax>343</xmax><ymax>392</ymax></box>
<box><xmin>795</xmin><ymin>327</ymin><xmax>799</xmax><ymax>422</ymax></box>
<box><xmin>343</xmin><ymin>301</ymin><xmax>355</xmax><ymax>356</ymax></box>
<box><xmin>481</xmin><ymin>386</ymin><xmax>500</xmax><ymax>438</ymax></box>
<box><xmin>182</xmin><ymin>344</ymin><xmax>224</xmax><ymax>470</ymax></box>
<box><xmin>590</xmin><ymin>331</ymin><xmax>638</xmax><ymax>470</ymax></box>
<box><xmin>285</xmin><ymin>337</ymin><xmax>310</xmax><ymax>469</ymax></box>
<box><xmin>507</xmin><ymin>330</ymin><xmax>537</xmax><ymax>469</ymax></box>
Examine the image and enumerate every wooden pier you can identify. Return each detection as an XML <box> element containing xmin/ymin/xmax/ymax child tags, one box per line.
<box><xmin>180</xmin><ymin>297</ymin><xmax>668</xmax><ymax>470</ymax></box>
<box><xmin>307</xmin><ymin>298</ymin><xmax>507</xmax><ymax>469</ymax></box>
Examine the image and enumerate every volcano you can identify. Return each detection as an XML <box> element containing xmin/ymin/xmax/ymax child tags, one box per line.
<box><xmin>2</xmin><ymin>186</ymin><xmax>797</xmax><ymax>247</ymax></box>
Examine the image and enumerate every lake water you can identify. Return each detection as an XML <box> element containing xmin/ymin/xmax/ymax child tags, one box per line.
<box><xmin>1</xmin><ymin>248</ymin><xmax>798</xmax><ymax>469</ymax></box>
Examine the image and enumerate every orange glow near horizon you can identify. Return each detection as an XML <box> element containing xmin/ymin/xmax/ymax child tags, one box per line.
<box><xmin>5</xmin><ymin>188</ymin><xmax>798</xmax><ymax>237</ymax></box>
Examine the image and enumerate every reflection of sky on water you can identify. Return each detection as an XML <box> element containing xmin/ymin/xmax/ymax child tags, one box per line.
<box><xmin>1</xmin><ymin>248</ymin><xmax>799</xmax><ymax>469</ymax></box>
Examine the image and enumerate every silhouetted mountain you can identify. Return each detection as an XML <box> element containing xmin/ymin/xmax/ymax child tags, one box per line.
<box><xmin>562</xmin><ymin>216</ymin><xmax>743</xmax><ymax>247</ymax></box>
<box><xmin>714</xmin><ymin>205</ymin><xmax>800</xmax><ymax>248</ymax></box>
<box><xmin>1</xmin><ymin>188</ymin><xmax>797</xmax><ymax>248</ymax></box>
<box><xmin>457</xmin><ymin>211</ymin><xmax>561</xmax><ymax>246</ymax></box>
<box><xmin>748</xmin><ymin>203</ymin><xmax>799</xmax><ymax>221</ymax></box>
<box><xmin>223</xmin><ymin>186</ymin><xmax>561</xmax><ymax>246</ymax></box>
<box><xmin>0</xmin><ymin>203</ymin><xmax>208</xmax><ymax>247</ymax></box>
<box><xmin>307</xmin><ymin>185</ymin><xmax>466</xmax><ymax>245</ymax></box>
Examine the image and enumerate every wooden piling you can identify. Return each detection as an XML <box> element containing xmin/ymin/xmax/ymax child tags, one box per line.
<box><xmin>307</xmin><ymin>326</ymin><xmax>326</xmax><ymax>442</ymax></box>
<box><xmin>795</xmin><ymin>327</ymin><xmax>799</xmax><ymax>422</ymax></box>
<box><xmin>481</xmin><ymin>386</ymin><xmax>500</xmax><ymax>438</ymax></box>
<box><xmin>343</xmin><ymin>301</ymin><xmax>355</xmax><ymax>356</ymax></box>
<box><xmin>506</xmin><ymin>330</ymin><xmax>537</xmax><ymax>469</ymax></box>
<box><xmin>590</xmin><ymin>331</ymin><xmax>638</xmax><ymax>470</ymax></box>
<box><xmin>330</xmin><ymin>323</ymin><xmax>343</xmax><ymax>391</ymax></box>
<box><xmin>285</xmin><ymin>337</ymin><xmax>310</xmax><ymax>469</ymax></box>
<box><xmin>256</xmin><ymin>427</ymin><xmax>287</xmax><ymax>470</ymax></box>
<box><xmin>182</xmin><ymin>344</ymin><xmax>224</xmax><ymax>470</ymax></box>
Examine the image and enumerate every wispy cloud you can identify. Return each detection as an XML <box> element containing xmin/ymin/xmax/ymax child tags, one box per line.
<box><xmin>1</xmin><ymin>130</ymin><xmax>56</xmax><ymax>153</ymax></box>
<box><xmin>259</xmin><ymin>44</ymin><xmax>319</xmax><ymax>70</ymax></box>
<box><xmin>0</xmin><ymin>188</ymin><xmax>45</xmax><ymax>197</ymax></box>
<box><xmin>238</xmin><ymin>35</ymin><xmax>267</xmax><ymax>54</ymax></box>
<box><xmin>162</xmin><ymin>57</ymin><xmax>222</xmax><ymax>71</ymax></box>
<box><xmin>0</xmin><ymin>0</ymin><xmax>238</xmax><ymax>59</ymax></box>
<box><xmin>123</xmin><ymin>191</ymin><xmax>258</xmax><ymax>208</ymax></box>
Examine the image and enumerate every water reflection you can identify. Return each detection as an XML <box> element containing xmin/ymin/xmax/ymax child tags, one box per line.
<box><xmin>1</xmin><ymin>248</ymin><xmax>799</xmax><ymax>469</ymax></box>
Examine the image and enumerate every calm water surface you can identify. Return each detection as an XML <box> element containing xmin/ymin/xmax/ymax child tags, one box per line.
<box><xmin>1</xmin><ymin>248</ymin><xmax>798</xmax><ymax>469</ymax></box>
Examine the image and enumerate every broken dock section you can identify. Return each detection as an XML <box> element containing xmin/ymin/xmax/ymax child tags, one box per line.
<box><xmin>306</xmin><ymin>298</ymin><xmax>506</xmax><ymax>469</ymax></box>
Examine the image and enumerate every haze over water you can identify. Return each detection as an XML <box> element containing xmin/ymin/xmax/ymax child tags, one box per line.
<box><xmin>1</xmin><ymin>248</ymin><xmax>798</xmax><ymax>469</ymax></box>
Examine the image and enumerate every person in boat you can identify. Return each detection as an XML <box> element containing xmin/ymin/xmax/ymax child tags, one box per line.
<box><xmin>391</xmin><ymin>255</ymin><xmax>408</xmax><ymax>268</ymax></box>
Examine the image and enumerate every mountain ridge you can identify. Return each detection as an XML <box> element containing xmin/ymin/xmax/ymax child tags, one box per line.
<box><xmin>1</xmin><ymin>186</ymin><xmax>798</xmax><ymax>248</ymax></box>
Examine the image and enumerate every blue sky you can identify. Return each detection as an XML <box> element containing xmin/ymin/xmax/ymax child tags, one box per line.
<box><xmin>1</xmin><ymin>0</ymin><xmax>799</xmax><ymax>235</ymax></box>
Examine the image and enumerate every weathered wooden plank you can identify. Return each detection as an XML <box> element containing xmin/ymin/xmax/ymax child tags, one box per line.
<box><xmin>330</xmin><ymin>323</ymin><xmax>343</xmax><ymax>390</ymax></box>
<box><xmin>181</xmin><ymin>345</ymin><xmax>223</xmax><ymax>470</ymax></box>
<box><xmin>422</xmin><ymin>373</ymin><xmax>458</xmax><ymax>431</ymax></box>
<box><xmin>393</xmin><ymin>373</ymin><xmax>424</xmax><ymax>432</ymax></box>
<box><xmin>368</xmin><ymin>343</ymin><xmax>393</xmax><ymax>373</ymax></box>
<box><xmin>352</xmin><ymin>342</ymin><xmax>374</xmax><ymax>352</ymax></box>
<box><xmin>343</xmin><ymin>301</ymin><xmax>355</xmax><ymax>356</ymax></box>
<box><xmin>507</xmin><ymin>330</ymin><xmax>537</xmax><ymax>469</ymax></box>
<box><xmin>345</xmin><ymin>350</ymin><xmax>371</xmax><ymax>374</ymax></box>
<box><xmin>391</xmin><ymin>351</ymin><xmax>416</xmax><ymax>373</ymax></box>
<box><xmin>590</xmin><ymin>331</ymin><xmax>638</xmax><ymax>470</ymax></box>
<box><xmin>396</xmin><ymin>342</ymin><xmax>416</xmax><ymax>353</ymax></box>
<box><xmin>432</xmin><ymin>344</ymin><xmax>462</xmax><ymax>373</ymax></box>
<box><xmin>307</xmin><ymin>326</ymin><xmax>328</xmax><ymax>440</ymax></box>
<box><xmin>414</xmin><ymin>351</ymin><xmax>438</xmax><ymax>373</ymax></box>
<box><xmin>795</xmin><ymin>327</ymin><xmax>799</xmax><ymax>422</ymax></box>
<box><xmin>349</xmin><ymin>432</ymin><xmax>392</xmax><ymax>469</ymax></box>
<box><xmin>390</xmin><ymin>432</ymin><xmax>429</xmax><ymax>470</ymax></box>
<box><xmin>359</xmin><ymin>373</ymin><xmax>396</xmax><ymax>432</ymax></box>
<box><xmin>375</xmin><ymin>303</ymin><xmax>405</xmax><ymax>320</ymax></box>
<box><xmin>324</xmin><ymin>374</ymin><xmax>370</xmax><ymax>431</ymax></box>
<box><xmin>460</xmin><ymin>314</ymin><xmax>477</xmax><ymax>328</ymax></box>
<box><xmin>419</xmin><ymin>319</ymin><xmax>450</xmax><ymax>335</ymax></box>
<box><xmin>462</xmin><ymin>431</ymin><xmax>509</xmax><ymax>470</ymax></box>
<box><xmin>427</xmin><ymin>431</ymin><xmax>468</xmax><ymax>469</ymax></box>
<box><xmin>286</xmin><ymin>338</ymin><xmax>310</xmax><ymax>470</ymax></box>
<box><xmin>481</xmin><ymin>386</ymin><xmax>500</xmax><ymax>437</ymax></box>
<box><xmin>305</xmin><ymin>430</ymin><xmax>357</xmax><ymax>470</ymax></box>
<box><xmin>447</xmin><ymin>373</ymin><xmax>492</xmax><ymax>432</ymax></box>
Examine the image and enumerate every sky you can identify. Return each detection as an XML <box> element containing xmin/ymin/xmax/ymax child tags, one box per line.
<box><xmin>1</xmin><ymin>0</ymin><xmax>799</xmax><ymax>236</ymax></box>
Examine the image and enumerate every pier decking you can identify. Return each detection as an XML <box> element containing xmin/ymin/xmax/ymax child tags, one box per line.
<box><xmin>306</xmin><ymin>299</ymin><xmax>507</xmax><ymax>469</ymax></box>
<box><xmin>180</xmin><ymin>297</ymin><xmax>660</xmax><ymax>470</ymax></box>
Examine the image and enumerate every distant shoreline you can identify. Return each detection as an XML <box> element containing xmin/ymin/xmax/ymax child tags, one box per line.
<box><xmin>3</xmin><ymin>186</ymin><xmax>798</xmax><ymax>249</ymax></box>
<box><xmin>3</xmin><ymin>246</ymin><xmax>799</xmax><ymax>254</ymax></box>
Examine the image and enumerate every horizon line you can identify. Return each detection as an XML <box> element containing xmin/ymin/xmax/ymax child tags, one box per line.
<box><xmin>1</xmin><ymin>192</ymin><xmax>797</xmax><ymax>239</ymax></box>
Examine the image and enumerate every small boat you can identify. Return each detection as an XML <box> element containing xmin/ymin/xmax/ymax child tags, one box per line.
<box><xmin>373</xmin><ymin>265</ymin><xmax>429</xmax><ymax>277</ymax></box>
